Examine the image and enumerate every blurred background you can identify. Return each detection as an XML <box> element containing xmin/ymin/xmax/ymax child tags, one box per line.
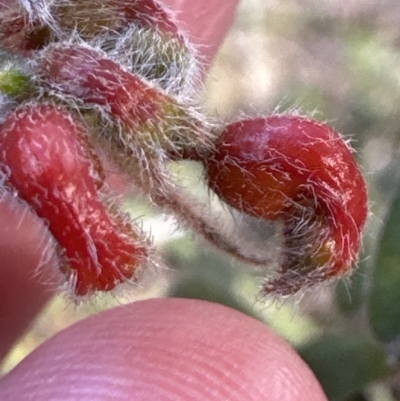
<box><xmin>3</xmin><ymin>1</ymin><xmax>400</xmax><ymax>400</ymax></box>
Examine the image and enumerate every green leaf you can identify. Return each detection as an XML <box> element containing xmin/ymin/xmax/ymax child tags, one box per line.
<box><xmin>369</xmin><ymin>188</ymin><xmax>400</xmax><ymax>342</ymax></box>
<box><xmin>297</xmin><ymin>333</ymin><xmax>394</xmax><ymax>401</ymax></box>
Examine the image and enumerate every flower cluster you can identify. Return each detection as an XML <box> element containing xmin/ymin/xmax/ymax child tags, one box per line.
<box><xmin>0</xmin><ymin>0</ymin><xmax>368</xmax><ymax>297</ymax></box>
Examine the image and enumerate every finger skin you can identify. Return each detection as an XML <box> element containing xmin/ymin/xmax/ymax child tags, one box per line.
<box><xmin>163</xmin><ymin>0</ymin><xmax>241</xmax><ymax>64</ymax></box>
<box><xmin>0</xmin><ymin>194</ymin><xmax>60</xmax><ymax>361</ymax></box>
<box><xmin>0</xmin><ymin>298</ymin><xmax>328</xmax><ymax>401</ymax></box>
<box><xmin>0</xmin><ymin>0</ymin><xmax>240</xmax><ymax>357</ymax></box>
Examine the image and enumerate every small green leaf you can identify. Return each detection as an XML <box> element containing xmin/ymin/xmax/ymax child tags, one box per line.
<box><xmin>297</xmin><ymin>333</ymin><xmax>394</xmax><ymax>401</ymax></box>
<box><xmin>369</xmin><ymin>188</ymin><xmax>400</xmax><ymax>342</ymax></box>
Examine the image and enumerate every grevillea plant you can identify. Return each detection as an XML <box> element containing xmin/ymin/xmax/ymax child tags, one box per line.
<box><xmin>0</xmin><ymin>0</ymin><xmax>368</xmax><ymax>297</ymax></box>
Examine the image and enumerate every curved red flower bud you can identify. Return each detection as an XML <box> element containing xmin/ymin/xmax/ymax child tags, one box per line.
<box><xmin>0</xmin><ymin>104</ymin><xmax>149</xmax><ymax>296</ymax></box>
<box><xmin>31</xmin><ymin>43</ymin><xmax>210</xmax><ymax>156</ymax></box>
<box><xmin>206</xmin><ymin>115</ymin><xmax>368</xmax><ymax>295</ymax></box>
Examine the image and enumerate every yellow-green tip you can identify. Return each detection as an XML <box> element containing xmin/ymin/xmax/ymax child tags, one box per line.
<box><xmin>0</xmin><ymin>69</ymin><xmax>30</xmax><ymax>97</ymax></box>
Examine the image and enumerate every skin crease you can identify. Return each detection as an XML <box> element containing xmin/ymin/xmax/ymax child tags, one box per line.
<box><xmin>0</xmin><ymin>1</ymin><xmax>328</xmax><ymax>400</ymax></box>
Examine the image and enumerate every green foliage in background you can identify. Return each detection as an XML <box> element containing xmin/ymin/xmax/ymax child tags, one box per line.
<box><xmin>298</xmin><ymin>333</ymin><xmax>394</xmax><ymax>400</ymax></box>
<box><xmin>370</xmin><ymin>184</ymin><xmax>400</xmax><ymax>342</ymax></box>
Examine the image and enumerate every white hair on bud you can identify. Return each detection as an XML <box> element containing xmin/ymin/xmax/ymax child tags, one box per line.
<box><xmin>18</xmin><ymin>0</ymin><xmax>53</xmax><ymax>23</ymax></box>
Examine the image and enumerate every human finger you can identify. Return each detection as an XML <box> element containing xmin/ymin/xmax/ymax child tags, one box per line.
<box><xmin>0</xmin><ymin>298</ymin><xmax>328</xmax><ymax>401</ymax></box>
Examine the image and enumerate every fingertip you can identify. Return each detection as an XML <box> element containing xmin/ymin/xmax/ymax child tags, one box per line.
<box><xmin>0</xmin><ymin>298</ymin><xmax>327</xmax><ymax>401</ymax></box>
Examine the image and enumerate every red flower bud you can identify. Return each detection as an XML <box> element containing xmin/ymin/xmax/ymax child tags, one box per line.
<box><xmin>0</xmin><ymin>104</ymin><xmax>148</xmax><ymax>296</ymax></box>
<box><xmin>32</xmin><ymin>44</ymin><xmax>208</xmax><ymax>156</ymax></box>
<box><xmin>206</xmin><ymin>115</ymin><xmax>368</xmax><ymax>295</ymax></box>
